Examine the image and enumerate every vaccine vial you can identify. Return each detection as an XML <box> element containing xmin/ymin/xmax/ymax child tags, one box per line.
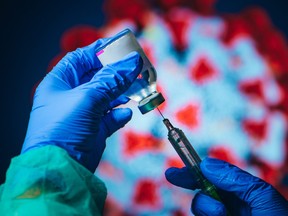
<box><xmin>96</xmin><ymin>28</ymin><xmax>165</xmax><ymax>114</ymax></box>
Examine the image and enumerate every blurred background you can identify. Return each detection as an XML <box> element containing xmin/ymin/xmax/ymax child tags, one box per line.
<box><xmin>1</xmin><ymin>0</ymin><xmax>288</xmax><ymax>215</ymax></box>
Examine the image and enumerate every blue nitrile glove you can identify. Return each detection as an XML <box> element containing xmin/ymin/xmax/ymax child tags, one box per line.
<box><xmin>21</xmin><ymin>39</ymin><xmax>143</xmax><ymax>173</ymax></box>
<box><xmin>165</xmin><ymin>158</ymin><xmax>288</xmax><ymax>215</ymax></box>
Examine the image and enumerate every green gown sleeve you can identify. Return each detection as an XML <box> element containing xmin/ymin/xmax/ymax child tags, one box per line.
<box><xmin>0</xmin><ymin>145</ymin><xmax>107</xmax><ymax>216</ymax></box>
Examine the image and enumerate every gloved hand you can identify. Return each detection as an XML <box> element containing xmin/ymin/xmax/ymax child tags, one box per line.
<box><xmin>21</xmin><ymin>39</ymin><xmax>143</xmax><ymax>173</ymax></box>
<box><xmin>165</xmin><ymin>158</ymin><xmax>288</xmax><ymax>215</ymax></box>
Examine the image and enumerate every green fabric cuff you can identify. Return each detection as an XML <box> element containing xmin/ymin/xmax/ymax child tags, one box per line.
<box><xmin>0</xmin><ymin>145</ymin><xmax>107</xmax><ymax>215</ymax></box>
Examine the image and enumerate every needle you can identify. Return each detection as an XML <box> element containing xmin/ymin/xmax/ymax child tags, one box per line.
<box><xmin>156</xmin><ymin>107</ymin><xmax>165</xmax><ymax>119</ymax></box>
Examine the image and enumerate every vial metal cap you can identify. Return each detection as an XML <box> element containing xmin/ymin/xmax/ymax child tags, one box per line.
<box><xmin>138</xmin><ymin>92</ymin><xmax>165</xmax><ymax>114</ymax></box>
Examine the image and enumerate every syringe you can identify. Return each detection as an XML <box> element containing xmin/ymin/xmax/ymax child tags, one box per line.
<box><xmin>157</xmin><ymin>108</ymin><xmax>222</xmax><ymax>202</ymax></box>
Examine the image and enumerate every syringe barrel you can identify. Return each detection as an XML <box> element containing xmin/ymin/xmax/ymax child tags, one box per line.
<box><xmin>168</xmin><ymin>127</ymin><xmax>221</xmax><ymax>201</ymax></box>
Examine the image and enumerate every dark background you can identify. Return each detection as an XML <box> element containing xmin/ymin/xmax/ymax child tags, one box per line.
<box><xmin>0</xmin><ymin>0</ymin><xmax>287</xmax><ymax>184</ymax></box>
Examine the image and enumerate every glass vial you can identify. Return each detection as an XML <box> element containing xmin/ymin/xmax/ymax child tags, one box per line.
<box><xmin>96</xmin><ymin>28</ymin><xmax>165</xmax><ymax>114</ymax></box>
